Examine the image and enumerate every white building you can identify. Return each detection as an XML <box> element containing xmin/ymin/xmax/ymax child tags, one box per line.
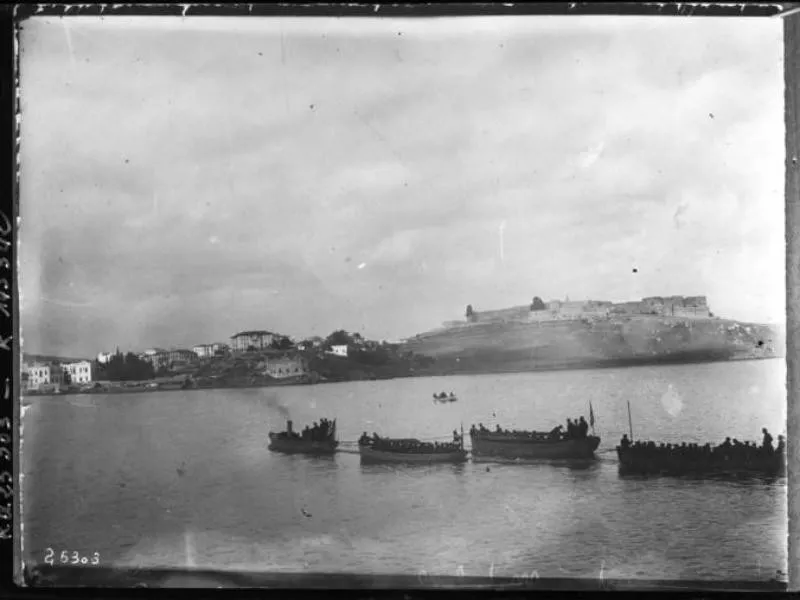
<box><xmin>230</xmin><ymin>331</ymin><xmax>278</xmax><ymax>353</ymax></box>
<box><xmin>192</xmin><ymin>344</ymin><xmax>214</xmax><ymax>358</ymax></box>
<box><xmin>62</xmin><ymin>360</ymin><xmax>93</xmax><ymax>385</ymax></box>
<box><xmin>193</xmin><ymin>343</ymin><xmax>230</xmax><ymax>358</ymax></box>
<box><xmin>328</xmin><ymin>345</ymin><xmax>348</xmax><ymax>358</ymax></box>
<box><xmin>96</xmin><ymin>352</ymin><xmax>113</xmax><ymax>364</ymax></box>
<box><xmin>24</xmin><ymin>363</ymin><xmax>63</xmax><ymax>390</ymax></box>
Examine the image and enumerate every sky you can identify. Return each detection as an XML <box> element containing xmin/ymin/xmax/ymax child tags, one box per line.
<box><xmin>18</xmin><ymin>15</ymin><xmax>785</xmax><ymax>358</ymax></box>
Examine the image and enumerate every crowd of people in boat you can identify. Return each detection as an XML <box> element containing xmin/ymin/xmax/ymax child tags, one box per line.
<box><xmin>358</xmin><ymin>430</ymin><xmax>464</xmax><ymax>453</ymax></box>
<box><xmin>275</xmin><ymin>418</ymin><xmax>336</xmax><ymax>442</ymax></box>
<box><xmin>433</xmin><ymin>391</ymin><xmax>457</xmax><ymax>401</ymax></box>
<box><xmin>618</xmin><ymin>428</ymin><xmax>785</xmax><ymax>464</ymax></box>
<box><xmin>470</xmin><ymin>416</ymin><xmax>593</xmax><ymax>441</ymax></box>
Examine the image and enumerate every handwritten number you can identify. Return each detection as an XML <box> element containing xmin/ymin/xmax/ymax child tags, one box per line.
<box><xmin>92</xmin><ymin>552</ymin><xmax>100</xmax><ymax>565</ymax></box>
<box><xmin>44</xmin><ymin>548</ymin><xmax>54</xmax><ymax>566</ymax></box>
<box><xmin>0</xmin><ymin>471</ymin><xmax>11</xmax><ymax>484</ymax></box>
<box><xmin>0</xmin><ymin>486</ymin><xmax>12</xmax><ymax>499</ymax></box>
<box><xmin>0</xmin><ymin>434</ymin><xmax>9</xmax><ymax>445</ymax></box>
<box><xmin>71</xmin><ymin>551</ymin><xmax>79</xmax><ymax>565</ymax></box>
<box><xmin>60</xmin><ymin>551</ymin><xmax>68</xmax><ymax>564</ymax></box>
<box><xmin>0</xmin><ymin>418</ymin><xmax>9</xmax><ymax>430</ymax></box>
<box><xmin>0</xmin><ymin>448</ymin><xmax>10</xmax><ymax>460</ymax></box>
<box><xmin>0</xmin><ymin>524</ymin><xmax>10</xmax><ymax>539</ymax></box>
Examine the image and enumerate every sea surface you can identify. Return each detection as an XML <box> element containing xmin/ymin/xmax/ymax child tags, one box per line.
<box><xmin>21</xmin><ymin>359</ymin><xmax>787</xmax><ymax>583</ymax></box>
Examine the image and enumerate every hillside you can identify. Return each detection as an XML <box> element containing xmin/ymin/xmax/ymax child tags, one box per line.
<box><xmin>401</xmin><ymin>316</ymin><xmax>783</xmax><ymax>375</ymax></box>
<box><xmin>22</xmin><ymin>353</ymin><xmax>91</xmax><ymax>364</ymax></box>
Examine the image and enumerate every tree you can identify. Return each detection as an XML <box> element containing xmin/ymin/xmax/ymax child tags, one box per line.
<box><xmin>271</xmin><ymin>336</ymin><xmax>294</xmax><ymax>350</ymax></box>
<box><xmin>530</xmin><ymin>296</ymin><xmax>546</xmax><ymax>311</ymax></box>
<box><xmin>326</xmin><ymin>330</ymin><xmax>352</xmax><ymax>347</ymax></box>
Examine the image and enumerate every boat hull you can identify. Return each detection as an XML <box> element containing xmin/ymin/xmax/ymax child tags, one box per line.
<box><xmin>471</xmin><ymin>435</ymin><xmax>600</xmax><ymax>460</ymax></box>
<box><xmin>359</xmin><ymin>446</ymin><xmax>467</xmax><ymax>465</ymax></box>
<box><xmin>268</xmin><ymin>433</ymin><xmax>338</xmax><ymax>455</ymax></box>
<box><xmin>616</xmin><ymin>447</ymin><xmax>785</xmax><ymax>477</ymax></box>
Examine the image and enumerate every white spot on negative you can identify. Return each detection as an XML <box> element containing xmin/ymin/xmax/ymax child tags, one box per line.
<box><xmin>660</xmin><ymin>383</ymin><xmax>683</xmax><ymax>417</ymax></box>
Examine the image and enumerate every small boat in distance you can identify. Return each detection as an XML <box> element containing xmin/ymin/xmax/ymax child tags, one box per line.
<box><xmin>470</xmin><ymin>422</ymin><xmax>600</xmax><ymax>460</ymax></box>
<box><xmin>268</xmin><ymin>419</ymin><xmax>338</xmax><ymax>455</ymax></box>
<box><xmin>358</xmin><ymin>430</ymin><xmax>467</xmax><ymax>464</ymax></box>
<box><xmin>432</xmin><ymin>391</ymin><xmax>458</xmax><ymax>403</ymax></box>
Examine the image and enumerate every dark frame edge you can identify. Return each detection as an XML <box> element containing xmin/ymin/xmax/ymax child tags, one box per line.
<box><xmin>785</xmin><ymin>7</ymin><xmax>800</xmax><ymax>595</ymax></box>
<box><xmin>2</xmin><ymin>1</ymin><xmax>795</xmax><ymax>594</ymax></box>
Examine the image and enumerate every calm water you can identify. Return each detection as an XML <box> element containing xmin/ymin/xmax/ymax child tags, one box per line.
<box><xmin>22</xmin><ymin>360</ymin><xmax>787</xmax><ymax>582</ymax></box>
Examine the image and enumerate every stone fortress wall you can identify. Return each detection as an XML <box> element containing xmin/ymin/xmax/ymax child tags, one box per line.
<box><xmin>447</xmin><ymin>295</ymin><xmax>711</xmax><ymax>328</ymax></box>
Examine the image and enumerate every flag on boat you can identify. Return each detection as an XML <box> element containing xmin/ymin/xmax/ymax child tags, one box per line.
<box><xmin>589</xmin><ymin>403</ymin><xmax>595</xmax><ymax>427</ymax></box>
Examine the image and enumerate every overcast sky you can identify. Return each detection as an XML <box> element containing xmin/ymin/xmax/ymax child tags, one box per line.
<box><xmin>18</xmin><ymin>16</ymin><xmax>784</xmax><ymax>358</ymax></box>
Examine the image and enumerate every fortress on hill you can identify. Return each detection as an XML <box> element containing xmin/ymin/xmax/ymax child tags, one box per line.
<box><xmin>442</xmin><ymin>295</ymin><xmax>712</xmax><ymax>329</ymax></box>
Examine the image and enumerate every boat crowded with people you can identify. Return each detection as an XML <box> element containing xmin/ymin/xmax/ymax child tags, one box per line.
<box><xmin>358</xmin><ymin>429</ymin><xmax>467</xmax><ymax>464</ymax></box>
<box><xmin>268</xmin><ymin>419</ymin><xmax>338</xmax><ymax>455</ymax></box>
<box><xmin>615</xmin><ymin>428</ymin><xmax>786</xmax><ymax>477</ymax></box>
<box><xmin>469</xmin><ymin>415</ymin><xmax>601</xmax><ymax>460</ymax></box>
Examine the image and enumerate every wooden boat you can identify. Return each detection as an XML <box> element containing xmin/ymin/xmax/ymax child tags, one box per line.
<box><xmin>470</xmin><ymin>428</ymin><xmax>600</xmax><ymax>460</ymax></box>
<box><xmin>617</xmin><ymin>402</ymin><xmax>786</xmax><ymax>477</ymax></box>
<box><xmin>359</xmin><ymin>434</ymin><xmax>467</xmax><ymax>464</ymax></box>
<box><xmin>268</xmin><ymin>419</ymin><xmax>338</xmax><ymax>455</ymax></box>
<box><xmin>360</xmin><ymin>444</ymin><xmax>467</xmax><ymax>464</ymax></box>
<box><xmin>616</xmin><ymin>444</ymin><xmax>785</xmax><ymax>477</ymax></box>
<box><xmin>432</xmin><ymin>394</ymin><xmax>458</xmax><ymax>403</ymax></box>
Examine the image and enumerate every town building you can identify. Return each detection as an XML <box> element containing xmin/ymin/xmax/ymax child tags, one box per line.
<box><xmin>328</xmin><ymin>344</ymin><xmax>348</xmax><ymax>358</ymax></box>
<box><xmin>211</xmin><ymin>343</ymin><xmax>230</xmax><ymax>355</ymax></box>
<box><xmin>157</xmin><ymin>349</ymin><xmax>197</xmax><ymax>370</ymax></box>
<box><xmin>24</xmin><ymin>362</ymin><xmax>63</xmax><ymax>391</ymax></box>
<box><xmin>62</xmin><ymin>360</ymin><xmax>92</xmax><ymax>385</ymax></box>
<box><xmin>192</xmin><ymin>344</ymin><xmax>214</xmax><ymax>358</ymax></box>
<box><xmin>261</xmin><ymin>355</ymin><xmax>310</xmax><ymax>379</ymax></box>
<box><xmin>230</xmin><ymin>330</ymin><xmax>278</xmax><ymax>352</ymax></box>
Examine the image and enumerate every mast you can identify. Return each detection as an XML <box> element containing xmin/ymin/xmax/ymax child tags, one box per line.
<box><xmin>627</xmin><ymin>400</ymin><xmax>634</xmax><ymax>442</ymax></box>
<box><xmin>460</xmin><ymin>422</ymin><xmax>465</xmax><ymax>451</ymax></box>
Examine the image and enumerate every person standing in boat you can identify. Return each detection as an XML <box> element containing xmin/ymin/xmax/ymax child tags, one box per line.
<box><xmin>620</xmin><ymin>434</ymin><xmax>631</xmax><ymax>450</ymax></box>
<box><xmin>777</xmin><ymin>435</ymin><xmax>785</xmax><ymax>454</ymax></box>
<box><xmin>578</xmin><ymin>416</ymin><xmax>589</xmax><ymax>439</ymax></box>
<box><xmin>762</xmin><ymin>428</ymin><xmax>774</xmax><ymax>454</ymax></box>
<box><xmin>566</xmin><ymin>419</ymin><xmax>575</xmax><ymax>439</ymax></box>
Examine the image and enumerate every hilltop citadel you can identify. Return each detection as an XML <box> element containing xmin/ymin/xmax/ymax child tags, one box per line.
<box><xmin>443</xmin><ymin>295</ymin><xmax>711</xmax><ymax>329</ymax></box>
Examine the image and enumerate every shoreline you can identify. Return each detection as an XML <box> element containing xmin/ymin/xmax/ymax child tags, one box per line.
<box><xmin>23</xmin><ymin>354</ymin><xmax>783</xmax><ymax>399</ymax></box>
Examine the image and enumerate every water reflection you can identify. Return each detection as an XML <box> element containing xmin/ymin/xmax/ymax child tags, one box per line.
<box><xmin>358</xmin><ymin>462</ymin><xmax>467</xmax><ymax>477</ymax></box>
<box><xmin>616</xmin><ymin>468</ymin><xmax>786</xmax><ymax>487</ymax></box>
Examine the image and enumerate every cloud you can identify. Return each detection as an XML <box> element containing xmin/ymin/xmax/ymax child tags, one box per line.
<box><xmin>17</xmin><ymin>16</ymin><xmax>785</xmax><ymax>356</ymax></box>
